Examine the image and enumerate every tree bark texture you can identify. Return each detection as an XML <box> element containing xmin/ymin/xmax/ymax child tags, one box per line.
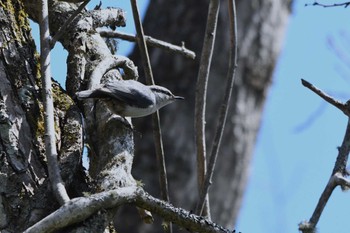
<box><xmin>126</xmin><ymin>0</ymin><xmax>292</xmax><ymax>231</ymax></box>
<box><xmin>1</xmin><ymin>0</ymin><xmax>127</xmax><ymax>231</ymax></box>
<box><xmin>21</xmin><ymin>0</ymin><xmax>141</xmax><ymax>232</ymax></box>
<box><xmin>0</xmin><ymin>0</ymin><xmax>86</xmax><ymax>231</ymax></box>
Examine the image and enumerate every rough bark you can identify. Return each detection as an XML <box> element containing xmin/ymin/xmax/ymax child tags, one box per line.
<box><xmin>0</xmin><ymin>0</ymin><xmax>85</xmax><ymax>231</ymax></box>
<box><xmin>127</xmin><ymin>0</ymin><xmax>292</xmax><ymax>231</ymax></box>
<box><xmin>25</xmin><ymin>1</ymin><xmax>133</xmax><ymax>231</ymax></box>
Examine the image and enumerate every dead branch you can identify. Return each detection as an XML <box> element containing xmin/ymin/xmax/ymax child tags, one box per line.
<box><xmin>194</xmin><ymin>0</ymin><xmax>220</xmax><ymax>218</ymax></box>
<box><xmin>130</xmin><ymin>0</ymin><xmax>172</xmax><ymax>231</ymax></box>
<box><xmin>196</xmin><ymin>0</ymin><xmax>238</xmax><ymax>216</ymax></box>
<box><xmin>88</xmin><ymin>55</ymin><xmax>138</xmax><ymax>89</ymax></box>
<box><xmin>40</xmin><ymin>0</ymin><xmax>70</xmax><ymax>204</ymax></box>
<box><xmin>98</xmin><ymin>29</ymin><xmax>196</xmax><ymax>59</ymax></box>
<box><xmin>23</xmin><ymin>187</ymin><xmax>138</xmax><ymax>233</ymax></box>
<box><xmin>24</xmin><ymin>186</ymin><xmax>233</xmax><ymax>233</ymax></box>
<box><xmin>306</xmin><ymin>1</ymin><xmax>350</xmax><ymax>8</ymax></box>
<box><xmin>301</xmin><ymin>79</ymin><xmax>350</xmax><ymax>116</ymax></box>
<box><xmin>299</xmin><ymin>80</ymin><xmax>350</xmax><ymax>232</ymax></box>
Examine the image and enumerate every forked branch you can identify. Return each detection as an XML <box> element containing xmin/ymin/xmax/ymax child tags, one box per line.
<box><xmin>299</xmin><ymin>79</ymin><xmax>350</xmax><ymax>232</ymax></box>
<box><xmin>195</xmin><ymin>0</ymin><xmax>238</xmax><ymax>216</ymax></box>
<box><xmin>24</xmin><ymin>187</ymin><xmax>233</xmax><ymax>233</ymax></box>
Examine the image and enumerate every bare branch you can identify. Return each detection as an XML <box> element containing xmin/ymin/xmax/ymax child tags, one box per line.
<box><xmin>306</xmin><ymin>1</ymin><xmax>350</xmax><ymax>8</ymax></box>
<box><xmin>130</xmin><ymin>0</ymin><xmax>154</xmax><ymax>85</ymax></box>
<box><xmin>332</xmin><ymin>121</ymin><xmax>350</xmax><ymax>177</ymax></box>
<box><xmin>24</xmin><ymin>186</ymin><xmax>234</xmax><ymax>233</ymax></box>
<box><xmin>196</xmin><ymin>0</ymin><xmax>237</xmax><ymax>217</ymax></box>
<box><xmin>23</xmin><ymin>187</ymin><xmax>138</xmax><ymax>233</ymax></box>
<box><xmin>194</xmin><ymin>0</ymin><xmax>220</xmax><ymax>218</ymax></box>
<box><xmin>299</xmin><ymin>173</ymin><xmax>350</xmax><ymax>232</ymax></box>
<box><xmin>130</xmin><ymin>1</ymin><xmax>173</xmax><ymax>232</ymax></box>
<box><xmin>130</xmin><ymin>1</ymin><xmax>172</xmax><ymax>231</ymax></box>
<box><xmin>98</xmin><ymin>29</ymin><xmax>196</xmax><ymax>59</ymax></box>
<box><xmin>335</xmin><ymin>172</ymin><xmax>350</xmax><ymax>188</ymax></box>
<box><xmin>40</xmin><ymin>0</ymin><xmax>70</xmax><ymax>204</ymax></box>
<box><xmin>299</xmin><ymin>174</ymin><xmax>338</xmax><ymax>232</ymax></box>
<box><xmin>299</xmin><ymin>81</ymin><xmax>350</xmax><ymax>231</ymax></box>
<box><xmin>301</xmin><ymin>79</ymin><xmax>350</xmax><ymax>116</ymax></box>
<box><xmin>136</xmin><ymin>190</ymin><xmax>234</xmax><ymax>233</ymax></box>
<box><xmin>88</xmin><ymin>55</ymin><xmax>138</xmax><ymax>89</ymax></box>
<box><xmin>196</xmin><ymin>0</ymin><xmax>238</xmax><ymax>216</ymax></box>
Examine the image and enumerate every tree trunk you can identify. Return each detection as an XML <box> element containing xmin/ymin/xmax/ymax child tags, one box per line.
<box><xmin>0</xmin><ymin>1</ymin><xmax>86</xmax><ymax>231</ymax></box>
<box><xmin>127</xmin><ymin>0</ymin><xmax>292</xmax><ymax>231</ymax></box>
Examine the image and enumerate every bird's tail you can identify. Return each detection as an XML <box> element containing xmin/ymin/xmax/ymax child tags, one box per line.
<box><xmin>76</xmin><ymin>90</ymin><xmax>94</xmax><ymax>99</ymax></box>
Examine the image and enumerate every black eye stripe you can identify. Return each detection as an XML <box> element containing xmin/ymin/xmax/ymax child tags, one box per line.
<box><xmin>150</xmin><ymin>87</ymin><xmax>172</xmax><ymax>96</ymax></box>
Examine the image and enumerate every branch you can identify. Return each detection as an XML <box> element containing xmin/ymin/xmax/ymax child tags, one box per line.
<box><xmin>301</xmin><ymin>79</ymin><xmax>350</xmax><ymax>116</ymax></box>
<box><xmin>88</xmin><ymin>55</ymin><xmax>138</xmax><ymax>89</ymax></box>
<box><xmin>305</xmin><ymin>1</ymin><xmax>350</xmax><ymax>8</ymax></box>
<box><xmin>24</xmin><ymin>187</ymin><xmax>234</xmax><ymax>233</ymax></box>
<box><xmin>299</xmin><ymin>174</ymin><xmax>350</xmax><ymax>232</ymax></box>
<box><xmin>196</xmin><ymin>0</ymin><xmax>238</xmax><ymax>216</ymax></box>
<box><xmin>130</xmin><ymin>0</ymin><xmax>154</xmax><ymax>84</ymax></box>
<box><xmin>130</xmin><ymin>0</ymin><xmax>172</xmax><ymax>231</ymax></box>
<box><xmin>40</xmin><ymin>0</ymin><xmax>70</xmax><ymax>204</ymax></box>
<box><xmin>90</xmin><ymin>8</ymin><xmax>126</xmax><ymax>29</ymax></box>
<box><xmin>299</xmin><ymin>80</ymin><xmax>350</xmax><ymax>232</ymax></box>
<box><xmin>23</xmin><ymin>187</ymin><xmax>138</xmax><ymax>233</ymax></box>
<box><xmin>50</xmin><ymin>0</ymin><xmax>90</xmax><ymax>48</ymax></box>
<box><xmin>194</xmin><ymin>0</ymin><xmax>220</xmax><ymax>217</ymax></box>
<box><xmin>98</xmin><ymin>30</ymin><xmax>196</xmax><ymax>59</ymax></box>
<box><xmin>136</xmin><ymin>190</ymin><xmax>235</xmax><ymax>233</ymax></box>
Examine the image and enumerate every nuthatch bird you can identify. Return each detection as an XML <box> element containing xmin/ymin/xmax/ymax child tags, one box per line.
<box><xmin>76</xmin><ymin>80</ymin><xmax>184</xmax><ymax>117</ymax></box>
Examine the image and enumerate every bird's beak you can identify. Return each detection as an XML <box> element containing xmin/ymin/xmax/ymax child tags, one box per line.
<box><xmin>174</xmin><ymin>96</ymin><xmax>184</xmax><ymax>100</ymax></box>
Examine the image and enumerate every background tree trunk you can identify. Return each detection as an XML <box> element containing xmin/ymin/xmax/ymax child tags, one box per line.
<box><xmin>124</xmin><ymin>0</ymin><xmax>292</xmax><ymax>232</ymax></box>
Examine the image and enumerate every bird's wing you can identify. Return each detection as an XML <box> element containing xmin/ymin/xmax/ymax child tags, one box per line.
<box><xmin>101</xmin><ymin>82</ymin><xmax>154</xmax><ymax>108</ymax></box>
<box><xmin>76</xmin><ymin>88</ymin><xmax>116</xmax><ymax>99</ymax></box>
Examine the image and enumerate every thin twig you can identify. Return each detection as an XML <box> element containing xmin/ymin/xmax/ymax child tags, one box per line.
<box><xmin>99</xmin><ymin>30</ymin><xmax>196</xmax><ymax>59</ymax></box>
<box><xmin>305</xmin><ymin>1</ymin><xmax>350</xmax><ymax>8</ymax></box>
<box><xmin>130</xmin><ymin>0</ymin><xmax>172</xmax><ymax>232</ymax></box>
<box><xmin>130</xmin><ymin>0</ymin><xmax>153</xmax><ymax>84</ymax></box>
<box><xmin>40</xmin><ymin>0</ymin><xmax>70</xmax><ymax>204</ymax></box>
<box><xmin>194</xmin><ymin>0</ymin><xmax>220</xmax><ymax>218</ymax></box>
<box><xmin>301</xmin><ymin>79</ymin><xmax>350</xmax><ymax>116</ymax></box>
<box><xmin>299</xmin><ymin>80</ymin><xmax>350</xmax><ymax>232</ymax></box>
<box><xmin>50</xmin><ymin>0</ymin><xmax>90</xmax><ymax>48</ymax></box>
<box><xmin>195</xmin><ymin>0</ymin><xmax>238</xmax><ymax>216</ymax></box>
<box><xmin>136</xmin><ymin>190</ymin><xmax>234</xmax><ymax>233</ymax></box>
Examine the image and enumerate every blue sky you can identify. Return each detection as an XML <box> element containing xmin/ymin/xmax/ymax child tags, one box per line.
<box><xmin>237</xmin><ymin>1</ymin><xmax>350</xmax><ymax>233</ymax></box>
<box><xmin>30</xmin><ymin>1</ymin><xmax>350</xmax><ymax>232</ymax></box>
